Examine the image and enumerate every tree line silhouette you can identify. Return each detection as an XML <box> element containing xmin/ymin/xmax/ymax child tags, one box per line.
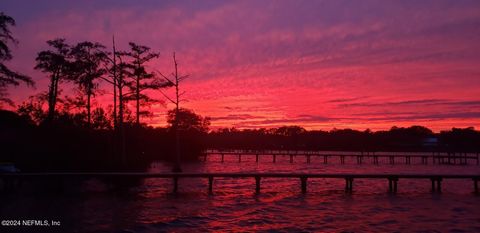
<box><xmin>206</xmin><ymin>126</ymin><xmax>480</xmax><ymax>152</ymax></box>
<box><xmin>1</xmin><ymin>12</ymin><xmax>479</xmax><ymax>172</ymax></box>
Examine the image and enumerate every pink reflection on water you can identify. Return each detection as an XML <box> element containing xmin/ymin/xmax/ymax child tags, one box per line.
<box><xmin>122</xmin><ymin>157</ymin><xmax>480</xmax><ymax>232</ymax></box>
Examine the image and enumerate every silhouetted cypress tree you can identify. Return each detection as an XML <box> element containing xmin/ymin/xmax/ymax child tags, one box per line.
<box><xmin>0</xmin><ymin>12</ymin><xmax>33</xmax><ymax>107</ymax></box>
<box><xmin>34</xmin><ymin>38</ymin><xmax>71</xmax><ymax>122</ymax></box>
<box><xmin>69</xmin><ymin>41</ymin><xmax>108</xmax><ymax>126</ymax></box>
<box><xmin>121</xmin><ymin>42</ymin><xmax>165</xmax><ymax>125</ymax></box>
<box><xmin>159</xmin><ymin>53</ymin><xmax>188</xmax><ymax>172</ymax></box>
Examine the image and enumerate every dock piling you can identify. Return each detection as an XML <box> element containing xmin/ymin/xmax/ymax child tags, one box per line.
<box><xmin>431</xmin><ymin>177</ymin><xmax>442</xmax><ymax>193</ymax></box>
<box><xmin>208</xmin><ymin>176</ymin><xmax>213</xmax><ymax>194</ymax></box>
<box><xmin>300</xmin><ymin>176</ymin><xmax>307</xmax><ymax>193</ymax></box>
<box><xmin>345</xmin><ymin>178</ymin><xmax>353</xmax><ymax>193</ymax></box>
<box><xmin>255</xmin><ymin>176</ymin><xmax>261</xmax><ymax>193</ymax></box>
<box><xmin>388</xmin><ymin>179</ymin><xmax>392</xmax><ymax>192</ymax></box>
<box><xmin>356</xmin><ymin>156</ymin><xmax>362</xmax><ymax>164</ymax></box>
<box><xmin>173</xmin><ymin>177</ymin><xmax>178</xmax><ymax>193</ymax></box>
<box><xmin>472</xmin><ymin>178</ymin><xmax>480</xmax><ymax>194</ymax></box>
<box><xmin>388</xmin><ymin>177</ymin><xmax>398</xmax><ymax>193</ymax></box>
<box><xmin>437</xmin><ymin>178</ymin><xmax>442</xmax><ymax>192</ymax></box>
<box><xmin>474</xmin><ymin>179</ymin><xmax>478</xmax><ymax>194</ymax></box>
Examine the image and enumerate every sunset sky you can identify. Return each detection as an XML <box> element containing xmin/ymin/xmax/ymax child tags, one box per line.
<box><xmin>3</xmin><ymin>0</ymin><xmax>480</xmax><ymax>131</ymax></box>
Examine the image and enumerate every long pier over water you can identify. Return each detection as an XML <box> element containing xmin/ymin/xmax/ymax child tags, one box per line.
<box><xmin>1</xmin><ymin>172</ymin><xmax>479</xmax><ymax>194</ymax></box>
<box><xmin>203</xmin><ymin>149</ymin><xmax>480</xmax><ymax>165</ymax></box>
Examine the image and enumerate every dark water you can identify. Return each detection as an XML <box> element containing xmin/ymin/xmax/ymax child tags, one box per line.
<box><xmin>1</xmin><ymin>155</ymin><xmax>479</xmax><ymax>232</ymax></box>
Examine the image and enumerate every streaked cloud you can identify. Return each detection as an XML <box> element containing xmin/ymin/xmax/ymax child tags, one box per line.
<box><xmin>2</xmin><ymin>0</ymin><xmax>480</xmax><ymax>131</ymax></box>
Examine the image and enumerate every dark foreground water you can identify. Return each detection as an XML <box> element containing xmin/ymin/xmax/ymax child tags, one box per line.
<box><xmin>1</xmin><ymin>155</ymin><xmax>480</xmax><ymax>232</ymax></box>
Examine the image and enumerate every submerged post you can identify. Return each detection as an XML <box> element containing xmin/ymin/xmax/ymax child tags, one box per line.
<box><xmin>290</xmin><ymin>155</ymin><xmax>294</xmax><ymax>163</ymax></box>
<box><xmin>256</xmin><ymin>154</ymin><xmax>259</xmax><ymax>163</ymax></box>
<box><xmin>221</xmin><ymin>154</ymin><xmax>224</xmax><ymax>162</ymax></box>
<box><xmin>307</xmin><ymin>155</ymin><xmax>311</xmax><ymax>163</ymax></box>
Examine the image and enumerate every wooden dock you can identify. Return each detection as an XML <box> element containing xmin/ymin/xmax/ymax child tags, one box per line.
<box><xmin>203</xmin><ymin>149</ymin><xmax>480</xmax><ymax>165</ymax></box>
<box><xmin>1</xmin><ymin>172</ymin><xmax>479</xmax><ymax>194</ymax></box>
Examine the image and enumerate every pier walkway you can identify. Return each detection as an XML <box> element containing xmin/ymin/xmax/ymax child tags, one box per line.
<box><xmin>203</xmin><ymin>149</ymin><xmax>480</xmax><ymax>165</ymax></box>
<box><xmin>1</xmin><ymin>172</ymin><xmax>479</xmax><ymax>194</ymax></box>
